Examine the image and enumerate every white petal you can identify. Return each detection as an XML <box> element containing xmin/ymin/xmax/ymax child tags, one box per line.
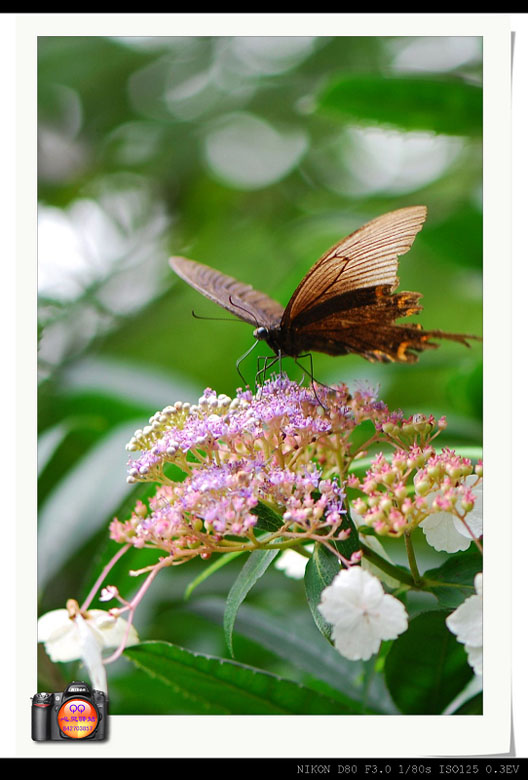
<box><xmin>37</xmin><ymin>606</ymin><xmax>139</xmax><ymax>668</ymax></box>
<box><xmin>370</xmin><ymin>596</ymin><xmax>409</xmax><ymax>640</ymax></box>
<box><xmin>37</xmin><ymin>610</ymin><xmax>81</xmax><ymax>662</ymax></box>
<box><xmin>474</xmin><ymin>572</ymin><xmax>483</xmax><ymax>596</ymax></box>
<box><xmin>421</xmin><ymin>512</ymin><xmax>471</xmax><ymax>553</ymax></box>
<box><xmin>446</xmin><ymin>573</ymin><xmax>483</xmax><ymax>676</ymax></box>
<box><xmin>446</xmin><ymin>592</ymin><xmax>482</xmax><ymax>647</ymax></box>
<box><xmin>318</xmin><ymin>567</ymin><xmax>408</xmax><ymax>662</ymax></box>
<box><xmin>319</xmin><ymin>587</ymin><xmax>362</xmax><ymax>627</ymax></box>
<box><xmin>465</xmin><ymin>643</ymin><xmax>483</xmax><ymax>676</ymax></box>
<box><xmin>74</xmin><ymin>614</ymin><xmax>108</xmax><ymax>693</ymax></box>
<box><xmin>89</xmin><ymin>610</ymin><xmax>140</xmax><ymax>649</ymax></box>
<box><xmin>37</xmin><ymin>609</ymin><xmax>72</xmax><ymax>642</ymax></box>
<box><xmin>359</xmin><ymin>571</ymin><xmax>386</xmax><ymax>610</ymax></box>
<box><xmin>333</xmin><ymin>617</ymin><xmax>382</xmax><ymax>661</ymax></box>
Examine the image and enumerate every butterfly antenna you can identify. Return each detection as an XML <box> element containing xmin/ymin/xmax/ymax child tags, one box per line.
<box><xmin>228</xmin><ymin>295</ymin><xmax>259</xmax><ymax>328</ymax></box>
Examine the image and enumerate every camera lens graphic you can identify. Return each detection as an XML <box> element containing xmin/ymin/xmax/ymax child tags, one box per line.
<box><xmin>57</xmin><ymin>698</ymin><xmax>98</xmax><ymax>739</ymax></box>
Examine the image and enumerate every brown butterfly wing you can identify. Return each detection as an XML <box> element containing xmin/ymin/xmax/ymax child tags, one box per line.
<box><xmin>282</xmin><ymin>206</ymin><xmax>428</xmax><ymax>327</ymax></box>
<box><xmin>292</xmin><ymin>285</ymin><xmax>475</xmax><ymax>362</ymax></box>
<box><xmin>278</xmin><ymin>205</ymin><xmax>477</xmax><ymax>362</ymax></box>
<box><xmin>169</xmin><ymin>256</ymin><xmax>284</xmax><ymax>329</ymax></box>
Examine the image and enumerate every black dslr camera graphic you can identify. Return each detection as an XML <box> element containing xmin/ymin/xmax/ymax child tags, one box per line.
<box><xmin>31</xmin><ymin>681</ymin><xmax>108</xmax><ymax>741</ymax></box>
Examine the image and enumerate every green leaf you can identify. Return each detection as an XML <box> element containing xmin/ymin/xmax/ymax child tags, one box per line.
<box><xmin>384</xmin><ymin>610</ymin><xmax>473</xmax><ymax>713</ymax></box>
<box><xmin>251</xmin><ymin>500</ymin><xmax>284</xmax><ymax>532</ymax></box>
<box><xmin>334</xmin><ymin>511</ymin><xmax>360</xmax><ymax>561</ymax></box>
<box><xmin>193</xmin><ymin>596</ymin><xmax>393</xmax><ymax>713</ymax></box>
<box><xmin>224</xmin><ymin>548</ymin><xmax>280</xmax><ymax>657</ymax></box>
<box><xmin>304</xmin><ymin>543</ymin><xmax>341</xmax><ymax>641</ymax></box>
<box><xmin>423</xmin><ymin>549</ymin><xmax>481</xmax><ymax>608</ymax></box>
<box><xmin>124</xmin><ymin>641</ymin><xmax>361</xmax><ymax>714</ymax></box>
<box><xmin>318</xmin><ymin>75</ymin><xmax>482</xmax><ymax>136</ymax></box>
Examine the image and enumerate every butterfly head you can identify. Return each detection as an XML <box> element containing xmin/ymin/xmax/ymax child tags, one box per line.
<box><xmin>253</xmin><ymin>326</ymin><xmax>269</xmax><ymax>342</ymax></box>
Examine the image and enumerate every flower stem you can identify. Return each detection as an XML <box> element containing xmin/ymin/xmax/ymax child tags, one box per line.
<box><xmin>80</xmin><ymin>544</ymin><xmax>131</xmax><ymax>612</ymax></box>
<box><xmin>404</xmin><ymin>530</ymin><xmax>422</xmax><ymax>586</ymax></box>
<box><xmin>359</xmin><ymin>543</ymin><xmax>415</xmax><ymax>588</ymax></box>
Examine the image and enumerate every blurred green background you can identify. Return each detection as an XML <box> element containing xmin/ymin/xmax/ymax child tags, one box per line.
<box><xmin>37</xmin><ymin>36</ymin><xmax>482</xmax><ymax>710</ymax></box>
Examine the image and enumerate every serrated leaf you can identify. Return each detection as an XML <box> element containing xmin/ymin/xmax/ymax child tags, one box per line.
<box><xmin>191</xmin><ymin>596</ymin><xmax>393</xmax><ymax>713</ymax></box>
<box><xmin>124</xmin><ymin>641</ymin><xmax>360</xmax><ymax>714</ymax></box>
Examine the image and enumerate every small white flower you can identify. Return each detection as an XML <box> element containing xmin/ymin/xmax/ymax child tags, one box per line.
<box><xmin>99</xmin><ymin>586</ymin><xmax>119</xmax><ymax>602</ymax></box>
<box><xmin>318</xmin><ymin>567</ymin><xmax>408</xmax><ymax>661</ymax></box>
<box><xmin>38</xmin><ymin>599</ymin><xmax>139</xmax><ymax>693</ymax></box>
<box><xmin>446</xmin><ymin>572</ymin><xmax>483</xmax><ymax>676</ymax></box>
<box><xmin>421</xmin><ymin>475</ymin><xmax>482</xmax><ymax>553</ymax></box>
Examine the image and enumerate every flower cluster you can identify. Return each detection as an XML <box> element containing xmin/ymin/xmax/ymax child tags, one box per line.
<box><xmin>111</xmin><ymin>376</ymin><xmax>394</xmax><ymax>562</ymax></box>
<box><xmin>39</xmin><ymin>375</ymin><xmax>483</xmax><ymax>681</ymax></box>
<box><xmin>123</xmin><ymin>377</ymin><xmax>389</xmax><ymax>481</ymax></box>
<box><xmin>111</xmin><ymin>373</ymin><xmax>484</xmax><ymax>565</ymax></box>
<box><xmin>351</xmin><ymin>445</ymin><xmax>482</xmax><ymax>548</ymax></box>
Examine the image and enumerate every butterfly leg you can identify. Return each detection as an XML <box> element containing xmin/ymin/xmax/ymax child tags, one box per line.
<box><xmin>256</xmin><ymin>354</ymin><xmax>279</xmax><ymax>387</ymax></box>
<box><xmin>236</xmin><ymin>339</ymin><xmax>260</xmax><ymax>387</ymax></box>
<box><xmin>294</xmin><ymin>353</ymin><xmax>329</xmax><ymax>408</ymax></box>
<box><xmin>256</xmin><ymin>355</ymin><xmax>267</xmax><ymax>387</ymax></box>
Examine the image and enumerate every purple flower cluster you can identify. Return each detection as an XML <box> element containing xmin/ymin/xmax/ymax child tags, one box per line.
<box><xmin>112</xmin><ymin>376</ymin><xmax>389</xmax><ymax>559</ymax></box>
<box><xmin>111</xmin><ymin>374</ymin><xmax>482</xmax><ymax>564</ymax></box>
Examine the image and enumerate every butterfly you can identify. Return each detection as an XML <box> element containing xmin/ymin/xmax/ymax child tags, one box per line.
<box><xmin>169</xmin><ymin>206</ymin><xmax>480</xmax><ymax>371</ymax></box>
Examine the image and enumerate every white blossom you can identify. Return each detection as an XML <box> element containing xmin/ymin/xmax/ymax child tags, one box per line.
<box><xmin>38</xmin><ymin>600</ymin><xmax>139</xmax><ymax>693</ymax></box>
<box><xmin>446</xmin><ymin>572</ymin><xmax>483</xmax><ymax>676</ymax></box>
<box><xmin>318</xmin><ymin>566</ymin><xmax>408</xmax><ymax>661</ymax></box>
<box><xmin>421</xmin><ymin>475</ymin><xmax>482</xmax><ymax>553</ymax></box>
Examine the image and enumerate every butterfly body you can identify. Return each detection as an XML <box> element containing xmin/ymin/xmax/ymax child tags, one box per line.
<box><xmin>169</xmin><ymin>206</ymin><xmax>479</xmax><ymax>365</ymax></box>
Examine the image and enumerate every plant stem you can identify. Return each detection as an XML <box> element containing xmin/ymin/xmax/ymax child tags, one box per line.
<box><xmin>359</xmin><ymin>543</ymin><xmax>415</xmax><ymax>588</ymax></box>
<box><xmin>404</xmin><ymin>530</ymin><xmax>422</xmax><ymax>585</ymax></box>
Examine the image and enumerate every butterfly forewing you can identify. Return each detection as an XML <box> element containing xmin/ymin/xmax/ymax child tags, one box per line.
<box><xmin>281</xmin><ymin>206</ymin><xmax>428</xmax><ymax>327</ymax></box>
<box><xmin>169</xmin><ymin>256</ymin><xmax>284</xmax><ymax>329</ymax></box>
